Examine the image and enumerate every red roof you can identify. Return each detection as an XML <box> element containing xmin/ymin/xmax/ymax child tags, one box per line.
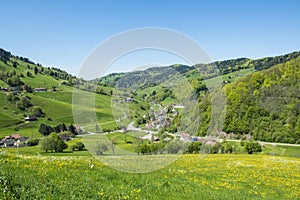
<box><xmin>10</xmin><ymin>134</ymin><xmax>22</xmax><ymax>139</ymax></box>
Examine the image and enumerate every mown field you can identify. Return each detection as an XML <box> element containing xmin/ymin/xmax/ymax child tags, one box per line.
<box><xmin>0</xmin><ymin>152</ymin><xmax>299</xmax><ymax>200</ymax></box>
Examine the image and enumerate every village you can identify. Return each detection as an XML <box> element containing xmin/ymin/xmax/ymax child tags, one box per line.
<box><xmin>0</xmin><ymin>133</ymin><xmax>27</xmax><ymax>148</ymax></box>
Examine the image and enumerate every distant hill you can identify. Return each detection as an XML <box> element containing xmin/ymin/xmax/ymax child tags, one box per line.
<box><xmin>98</xmin><ymin>51</ymin><xmax>300</xmax><ymax>88</ymax></box>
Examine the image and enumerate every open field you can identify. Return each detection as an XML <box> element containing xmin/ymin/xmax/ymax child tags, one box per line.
<box><xmin>0</xmin><ymin>153</ymin><xmax>299</xmax><ymax>200</ymax></box>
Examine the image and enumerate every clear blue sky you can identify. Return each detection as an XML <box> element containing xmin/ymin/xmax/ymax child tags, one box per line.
<box><xmin>1</xmin><ymin>0</ymin><xmax>300</xmax><ymax>76</ymax></box>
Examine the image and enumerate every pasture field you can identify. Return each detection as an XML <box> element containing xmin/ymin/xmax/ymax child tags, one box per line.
<box><xmin>0</xmin><ymin>153</ymin><xmax>299</xmax><ymax>200</ymax></box>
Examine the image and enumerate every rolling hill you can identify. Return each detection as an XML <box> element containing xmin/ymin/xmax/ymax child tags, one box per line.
<box><xmin>0</xmin><ymin>48</ymin><xmax>115</xmax><ymax>138</ymax></box>
<box><xmin>98</xmin><ymin>51</ymin><xmax>300</xmax><ymax>144</ymax></box>
<box><xmin>1</xmin><ymin>47</ymin><xmax>300</xmax><ymax>145</ymax></box>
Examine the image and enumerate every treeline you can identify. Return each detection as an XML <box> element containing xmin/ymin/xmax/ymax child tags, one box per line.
<box><xmin>0</xmin><ymin>48</ymin><xmax>76</xmax><ymax>86</ymax></box>
<box><xmin>38</xmin><ymin>123</ymin><xmax>78</xmax><ymax>136</ymax></box>
<box><xmin>26</xmin><ymin>65</ymin><xmax>75</xmax><ymax>83</ymax></box>
<box><xmin>0</xmin><ymin>48</ymin><xmax>12</xmax><ymax>64</ymax></box>
<box><xmin>198</xmin><ymin>57</ymin><xmax>300</xmax><ymax>144</ymax></box>
<box><xmin>98</xmin><ymin>72</ymin><xmax>125</xmax><ymax>87</ymax></box>
<box><xmin>98</xmin><ymin>51</ymin><xmax>300</xmax><ymax>89</ymax></box>
<box><xmin>136</xmin><ymin>140</ymin><xmax>261</xmax><ymax>155</ymax></box>
<box><xmin>74</xmin><ymin>78</ymin><xmax>113</xmax><ymax>96</ymax></box>
<box><xmin>194</xmin><ymin>51</ymin><xmax>300</xmax><ymax>78</ymax></box>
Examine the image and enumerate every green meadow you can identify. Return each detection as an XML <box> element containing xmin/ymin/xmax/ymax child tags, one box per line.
<box><xmin>1</xmin><ymin>152</ymin><xmax>299</xmax><ymax>200</ymax></box>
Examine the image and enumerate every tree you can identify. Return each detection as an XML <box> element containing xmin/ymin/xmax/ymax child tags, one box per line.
<box><xmin>71</xmin><ymin>142</ymin><xmax>85</xmax><ymax>151</ymax></box>
<box><xmin>38</xmin><ymin>123</ymin><xmax>53</xmax><ymax>136</ymax></box>
<box><xmin>166</xmin><ymin>141</ymin><xmax>186</xmax><ymax>154</ymax></box>
<box><xmin>53</xmin><ymin>125</ymin><xmax>61</xmax><ymax>133</ymax></box>
<box><xmin>210</xmin><ymin>142</ymin><xmax>221</xmax><ymax>154</ymax></box>
<box><xmin>12</xmin><ymin>61</ymin><xmax>17</xmax><ymax>68</ymax></box>
<box><xmin>40</xmin><ymin>133</ymin><xmax>68</xmax><ymax>153</ymax></box>
<box><xmin>21</xmin><ymin>96</ymin><xmax>32</xmax><ymax>108</ymax></box>
<box><xmin>111</xmin><ymin>138</ymin><xmax>117</xmax><ymax>155</ymax></box>
<box><xmin>221</xmin><ymin>142</ymin><xmax>233</xmax><ymax>153</ymax></box>
<box><xmin>59</xmin><ymin>123</ymin><xmax>67</xmax><ymax>132</ymax></box>
<box><xmin>39</xmin><ymin>137</ymin><xmax>52</xmax><ymax>153</ymax></box>
<box><xmin>32</xmin><ymin>106</ymin><xmax>44</xmax><ymax>117</ymax></box>
<box><xmin>244</xmin><ymin>140</ymin><xmax>262</xmax><ymax>154</ymax></box>
<box><xmin>138</xmin><ymin>144</ymin><xmax>152</xmax><ymax>155</ymax></box>
<box><xmin>26</xmin><ymin>71</ymin><xmax>32</xmax><ymax>77</ymax></box>
<box><xmin>12</xmin><ymin>75</ymin><xmax>21</xmax><ymax>86</ymax></box>
<box><xmin>68</xmin><ymin>123</ymin><xmax>76</xmax><ymax>134</ymax></box>
<box><xmin>6</xmin><ymin>93</ymin><xmax>13</xmax><ymax>102</ymax></box>
<box><xmin>94</xmin><ymin>141</ymin><xmax>109</xmax><ymax>155</ymax></box>
<box><xmin>95</xmin><ymin>124</ymin><xmax>100</xmax><ymax>132</ymax></box>
<box><xmin>27</xmin><ymin>138</ymin><xmax>40</xmax><ymax>146</ymax></box>
<box><xmin>23</xmin><ymin>84</ymin><xmax>32</xmax><ymax>93</ymax></box>
<box><xmin>187</xmin><ymin>142</ymin><xmax>202</xmax><ymax>154</ymax></box>
<box><xmin>34</xmin><ymin>66</ymin><xmax>38</xmax><ymax>74</ymax></box>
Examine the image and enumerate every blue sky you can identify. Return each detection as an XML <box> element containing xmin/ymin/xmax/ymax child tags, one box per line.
<box><xmin>1</xmin><ymin>0</ymin><xmax>300</xmax><ymax>76</ymax></box>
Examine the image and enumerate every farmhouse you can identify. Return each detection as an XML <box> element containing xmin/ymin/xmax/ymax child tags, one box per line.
<box><xmin>24</xmin><ymin>115</ymin><xmax>37</xmax><ymax>121</ymax></box>
<box><xmin>10</xmin><ymin>133</ymin><xmax>22</xmax><ymax>139</ymax></box>
<box><xmin>173</xmin><ymin>104</ymin><xmax>185</xmax><ymax>109</ymax></box>
<box><xmin>0</xmin><ymin>134</ymin><xmax>28</xmax><ymax>148</ymax></box>
<box><xmin>126</xmin><ymin>97</ymin><xmax>136</xmax><ymax>102</ymax></box>
<box><xmin>0</xmin><ymin>87</ymin><xmax>8</xmax><ymax>92</ymax></box>
<box><xmin>2</xmin><ymin>140</ymin><xmax>15</xmax><ymax>147</ymax></box>
<box><xmin>33</xmin><ymin>88</ymin><xmax>47</xmax><ymax>92</ymax></box>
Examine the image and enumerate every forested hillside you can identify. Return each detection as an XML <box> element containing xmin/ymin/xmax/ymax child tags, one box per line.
<box><xmin>198</xmin><ymin>57</ymin><xmax>300</xmax><ymax>143</ymax></box>
<box><xmin>226</xmin><ymin>57</ymin><xmax>300</xmax><ymax>143</ymax></box>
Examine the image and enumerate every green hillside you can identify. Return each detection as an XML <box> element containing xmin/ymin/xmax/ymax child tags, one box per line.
<box><xmin>0</xmin><ymin>48</ymin><xmax>115</xmax><ymax>138</ymax></box>
<box><xmin>224</xmin><ymin>57</ymin><xmax>300</xmax><ymax>143</ymax></box>
<box><xmin>198</xmin><ymin>57</ymin><xmax>300</xmax><ymax>143</ymax></box>
<box><xmin>97</xmin><ymin>51</ymin><xmax>300</xmax><ymax>144</ymax></box>
<box><xmin>1</xmin><ymin>47</ymin><xmax>300</xmax><ymax>145</ymax></box>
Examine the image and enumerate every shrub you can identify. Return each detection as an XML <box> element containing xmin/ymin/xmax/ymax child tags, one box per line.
<box><xmin>27</xmin><ymin>138</ymin><xmax>40</xmax><ymax>146</ymax></box>
<box><xmin>221</xmin><ymin>142</ymin><xmax>233</xmax><ymax>153</ymax></box>
<box><xmin>186</xmin><ymin>142</ymin><xmax>202</xmax><ymax>154</ymax></box>
<box><xmin>244</xmin><ymin>140</ymin><xmax>262</xmax><ymax>154</ymax></box>
<box><xmin>71</xmin><ymin>142</ymin><xmax>85</xmax><ymax>151</ymax></box>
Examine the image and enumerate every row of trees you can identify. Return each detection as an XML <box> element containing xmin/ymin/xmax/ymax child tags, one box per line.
<box><xmin>38</xmin><ymin>123</ymin><xmax>77</xmax><ymax>136</ymax></box>
<box><xmin>94</xmin><ymin>139</ymin><xmax>261</xmax><ymax>156</ymax></box>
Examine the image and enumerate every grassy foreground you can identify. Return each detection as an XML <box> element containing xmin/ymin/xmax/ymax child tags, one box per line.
<box><xmin>1</xmin><ymin>153</ymin><xmax>299</xmax><ymax>200</ymax></box>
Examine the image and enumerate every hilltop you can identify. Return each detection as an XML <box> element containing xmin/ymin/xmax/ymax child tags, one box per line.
<box><xmin>98</xmin><ymin>51</ymin><xmax>300</xmax><ymax>87</ymax></box>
